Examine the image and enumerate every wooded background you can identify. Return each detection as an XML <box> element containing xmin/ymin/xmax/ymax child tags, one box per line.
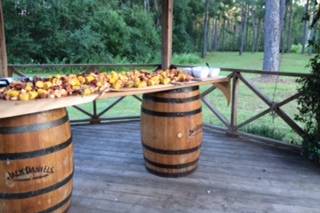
<box><xmin>3</xmin><ymin>0</ymin><xmax>318</xmax><ymax>65</ymax></box>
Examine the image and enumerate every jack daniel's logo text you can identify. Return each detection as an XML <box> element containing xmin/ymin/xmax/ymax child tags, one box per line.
<box><xmin>6</xmin><ymin>165</ymin><xmax>55</xmax><ymax>181</ymax></box>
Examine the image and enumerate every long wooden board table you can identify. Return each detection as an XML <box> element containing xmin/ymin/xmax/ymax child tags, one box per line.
<box><xmin>0</xmin><ymin>77</ymin><xmax>230</xmax><ymax>119</ymax></box>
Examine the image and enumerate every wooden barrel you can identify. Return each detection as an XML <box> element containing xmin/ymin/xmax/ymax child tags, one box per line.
<box><xmin>0</xmin><ymin>108</ymin><xmax>73</xmax><ymax>213</ymax></box>
<box><xmin>141</xmin><ymin>86</ymin><xmax>203</xmax><ymax>177</ymax></box>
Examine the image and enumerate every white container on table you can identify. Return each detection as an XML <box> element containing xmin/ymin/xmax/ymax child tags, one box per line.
<box><xmin>182</xmin><ymin>67</ymin><xmax>220</xmax><ymax>79</ymax></box>
<box><xmin>0</xmin><ymin>77</ymin><xmax>13</xmax><ymax>88</ymax></box>
<box><xmin>208</xmin><ymin>68</ymin><xmax>221</xmax><ymax>78</ymax></box>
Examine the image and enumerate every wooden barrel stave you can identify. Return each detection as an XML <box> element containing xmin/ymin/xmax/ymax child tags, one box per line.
<box><xmin>0</xmin><ymin>109</ymin><xmax>71</xmax><ymax>153</ymax></box>
<box><xmin>141</xmin><ymin>116</ymin><xmax>202</xmax><ymax>150</ymax></box>
<box><xmin>143</xmin><ymin>150</ymin><xmax>200</xmax><ymax>165</ymax></box>
<box><xmin>142</xmin><ymin>102</ymin><xmax>202</xmax><ymax>115</ymax></box>
<box><xmin>0</xmin><ymin>178</ymin><xmax>72</xmax><ymax>212</ymax></box>
<box><xmin>141</xmin><ymin>86</ymin><xmax>203</xmax><ymax>177</ymax></box>
<box><xmin>0</xmin><ymin>108</ymin><xmax>73</xmax><ymax>213</ymax></box>
<box><xmin>145</xmin><ymin>162</ymin><xmax>198</xmax><ymax>177</ymax></box>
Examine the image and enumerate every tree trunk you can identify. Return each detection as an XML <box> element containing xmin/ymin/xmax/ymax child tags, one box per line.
<box><xmin>252</xmin><ymin>8</ymin><xmax>259</xmax><ymax>52</ymax></box>
<box><xmin>234</xmin><ymin>23</ymin><xmax>238</xmax><ymax>51</ymax></box>
<box><xmin>244</xmin><ymin>5</ymin><xmax>249</xmax><ymax>51</ymax></box>
<box><xmin>202</xmin><ymin>0</ymin><xmax>209</xmax><ymax>58</ymax></box>
<box><xmin>286</xmin><ymin>0</ymin><xmax>293</xmax><ymax>52</ymax></box>
<box><xmin>153</xmin><ymin>0</ymin><xmax>161</xmax><ymax>27</ymax></box>
<box><xmin>308</xmin><ymin>3</ymin><xmax>317</xmax><ymax>54</ymax></box>
<box><xmin>263</xmin><ymin>0</ymin><xmax>280</xmax><ymax>72</ymax></box>
<box><xmin>211</xmin><ymin>19</ymin><xmax>216</xmax><ymax>51</ymax></box>
<box><xmin>220</xmin><ymin>19</ymin><xmax>225</xmax><ymax>51</ymax></box>
<box><xmin>215</xmin><ymin>20</ymin><xmax>221</xmax><ymax>51</ymax></box>
<box><xmin>257</xmin><ymin>18</ymin><xmax>262</xmax><ymax>51</ymax></box>
<box><xmin>227</xmin><ymin>19</ymin><xmax>232</xmax><ymax>50</ymax></box>
<box><xmin>280</xmin><ymin>0</ymin><xmax>287</xmax><ymax>53</ymax></box>
<box><xmin>308</xmin><ymin>28</ymin><xmax>316</xmax><ymax>54</ymax></box>
<box><xmin>302</xmin><ymin>0</ymin><xmax>310</xmax><ymax>54</ymax></box>
<box><xmin>144</xmin><ymin>0</ymin><xmax>150</xmax><ymax>11</ymax></box>
<box><xmin>239</xmin><ymin>4</ymin><xmax>248</xmax><ymax>55</ymax></box>
<box><xmin>317</xmin><ymin>112</ymin><xmax>320</xmax><ymax>142</ymax></box>
<box><xmin>281</xmin><ymin>0</ymin><xmax>289</xmax><ymax>52</ymax></box>
<box><xmin>308</xmin><ymin>5</ymin><xmax>319</xmax><ymax>55</ymax></box>
<box><xmin>207</xmin><ymin>19</ymin><xmax>212</xmax><ymax>51</ymax></box>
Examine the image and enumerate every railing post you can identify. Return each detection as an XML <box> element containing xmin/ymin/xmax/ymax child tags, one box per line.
<box><xmin>0</xmin><ymin>0</ymin><xmax>8</xmax><ymax>77</ymax></box>
<box><xmin>161</xmin><ymin>0</ymin><xmax>173</xmax><ymax>69</ymax></box>
<box><xmin>90</xmin><ymin>100</ymin><xmax>101</xmax><ymax>124</ymax></box>
<box><xmin>228</xmin><ymin>71</ymin><xmax>240</xmax><ymax>137</ymax></box>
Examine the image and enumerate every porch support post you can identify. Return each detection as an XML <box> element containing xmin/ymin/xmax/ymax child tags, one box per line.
<box><xmin>161</xmin><ymin>0</ymin><xmax>173</xmax><ymax>69</ymax></box>
<box><xmin>0</xmin><ymin>0</ymin><xmax>8</xmax><ymax>77</ymax></box>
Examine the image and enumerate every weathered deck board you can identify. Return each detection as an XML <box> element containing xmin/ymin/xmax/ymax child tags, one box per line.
<box><xmin>69</xmin><ymin>122</ymin><xmax>320</xmax><ymax>213</ymax></box>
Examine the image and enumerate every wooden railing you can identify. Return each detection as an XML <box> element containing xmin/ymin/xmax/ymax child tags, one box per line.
<box><xmin>8</xmin><ymin>64</ymin><xmax>312</xmax><ymax>152</ymax></box>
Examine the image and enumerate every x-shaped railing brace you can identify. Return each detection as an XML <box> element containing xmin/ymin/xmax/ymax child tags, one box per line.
<box><xmin>237</xmin><ymin>72</ymin><xmax>306</xmax><ymax>138</ymax></box>
<box><xmin>199</xmin><ymin>71</ymin><xmax>306</xmax><ymax>139</ymax></box>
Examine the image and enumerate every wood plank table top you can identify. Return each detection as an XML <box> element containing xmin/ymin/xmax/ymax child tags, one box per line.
<box><xmin>0</xmin><ymin>77</ymin><xmax>230</xmax><ymax>119</ymax></box>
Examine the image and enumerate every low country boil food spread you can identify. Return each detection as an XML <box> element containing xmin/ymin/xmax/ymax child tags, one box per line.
<box><xmin>0</xmin><ymin>69</ymin><xmax>193</xmax><ymax>101</ymax></box>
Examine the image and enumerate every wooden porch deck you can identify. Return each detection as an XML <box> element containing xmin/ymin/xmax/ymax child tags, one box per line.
<box><xmin>69</xmin><ymin>122</ymin><xmax>320</xmax><ymax>213</ymax></box>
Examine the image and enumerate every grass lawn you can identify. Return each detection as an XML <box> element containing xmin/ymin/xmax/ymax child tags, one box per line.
<box><xmin>65</xmin><ymin>52</ymin><xmax>310</xmax><ymax>145</ymax></box>
<box><xmin>202</xmin><ymin>52</ymin><xmax>312</xmax><ymax>73</ymax></box>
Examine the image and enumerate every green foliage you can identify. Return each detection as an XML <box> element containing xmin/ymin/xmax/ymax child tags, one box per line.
<box><xmin>172</xmin><ymin>0</ymin><xmax>202</xmax><ymax>53</ymax></box>
<box><xmin>290</xmin><ymin>44</ymin><xmax>303</xmax><ymax>53</ymax></box>
<box><xmin>3</xmin><ymin>0</ymin><xmax>160</xmax><ymax>64</ymax></box>
<box><xmin>296</xmin><ymin>42</ymin><xmax>320</xmax><ymax>163</ymax></box>
<box><xmin>122</xmin><ymin>6</ymin><xmax>161</xmax><ymax>63</ymax></box>
<box><xmin>3</xmin><ymin>0</ymin><xmax>313</xmax><ymax>64</ymax></box>
<box><xmin>172</xmin><ymin>53</ymin><xmax>202</xmax><ymax>64</ymax></box>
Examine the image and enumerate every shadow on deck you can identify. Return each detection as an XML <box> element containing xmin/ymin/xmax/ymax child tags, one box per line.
<box><xmin>69</xmin><ymin>122</ymin><xmax>320</xmax><ymax>213</ymax></box>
